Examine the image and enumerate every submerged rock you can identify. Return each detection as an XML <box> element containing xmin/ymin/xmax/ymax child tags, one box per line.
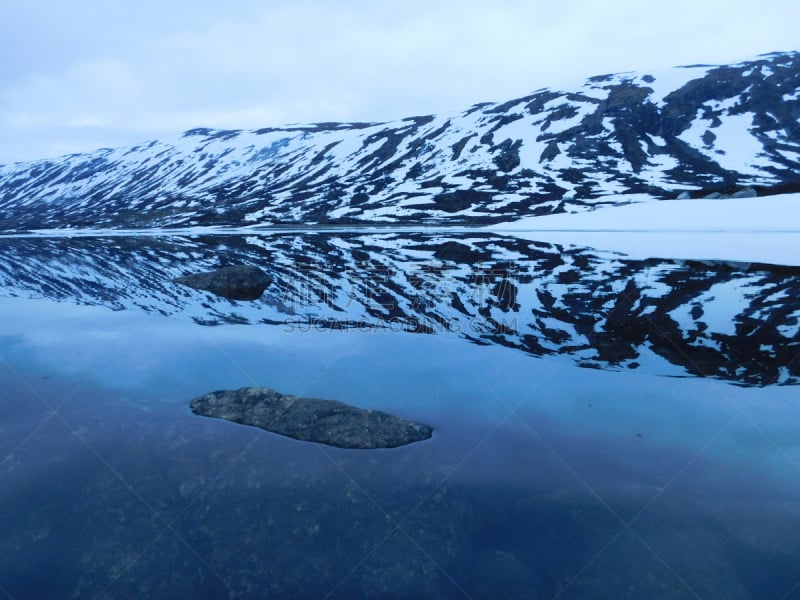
<box><xmin>172</xmin><ymin>264</ymin><xmax>271</xmax><ymax>300</ymax></box>
<box><xmin>189</xmin><ymin>387</ymin><xmax>433</xmax><ymax>449</ymax></box>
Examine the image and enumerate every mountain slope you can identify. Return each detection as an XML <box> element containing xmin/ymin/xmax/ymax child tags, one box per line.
<box><xmin>1</xmin><ymin>51</ymin><xmax>799</xmax><ymax>230</ymax></box>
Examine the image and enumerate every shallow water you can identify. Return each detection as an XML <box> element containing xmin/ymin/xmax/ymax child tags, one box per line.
<box><xmin>1</xmin><ymin>232</ymin><xmax>799</xmax><ymax>598</ymax></box>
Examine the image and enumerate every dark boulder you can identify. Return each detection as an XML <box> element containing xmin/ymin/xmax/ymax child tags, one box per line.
<box><xmin>189</xmin><ymin>387</ymin><xmax>433</xmax><ymax>449</ymax></box>
<box><xmin>173</xmin><ymin>264</ymin><xmax>271</xmax><ymax>300</ymax></box>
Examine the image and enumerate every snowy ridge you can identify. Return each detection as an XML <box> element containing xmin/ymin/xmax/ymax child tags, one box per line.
<box><xmin>0</xmin><ymin>51</ymin><xmax>799</xmax><ymax>229</ymax></box>
<box><xmin>0</xmin><ymin>232</ymin><xmax>797</xmax><ymax>386</ymax></box>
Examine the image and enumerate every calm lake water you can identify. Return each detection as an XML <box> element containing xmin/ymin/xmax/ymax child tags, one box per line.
<box><xmin>1</xmin><ymin>231</ymin><xmax>799</xmax><ymax>599</ymax></box>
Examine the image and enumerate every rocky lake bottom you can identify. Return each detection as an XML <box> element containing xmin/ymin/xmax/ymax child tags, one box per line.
<box><xmin>1</xmin><ymin>231</ymin><xmax>799</xmax><ymax>598</ymax></box>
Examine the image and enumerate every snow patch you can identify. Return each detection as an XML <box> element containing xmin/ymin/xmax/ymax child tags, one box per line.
<box><xmin>645</xmin><ymin>65</ymin><xmax>712</xmax><ymax>105</ymax></box>
<box><xmin>489</xmin><ymin>193</ymin><xmax>800</xmax><ymax>265</ymax></box>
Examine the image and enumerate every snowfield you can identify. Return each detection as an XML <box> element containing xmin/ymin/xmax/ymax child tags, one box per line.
<box><xmin>489</xmin><ymin>193</ymin><xmax>800</xmax><ymax>265</ymax></box>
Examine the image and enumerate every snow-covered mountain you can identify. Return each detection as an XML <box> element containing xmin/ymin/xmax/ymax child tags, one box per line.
<box><xmin>1</xmin><ymin>233</ymin><xmax>797</xmax><ymax>386</ymax></box>
<box><xmin>1</xmin><ymin>51</ymin><xmax>799</xmax><ymax>230</ymax></box>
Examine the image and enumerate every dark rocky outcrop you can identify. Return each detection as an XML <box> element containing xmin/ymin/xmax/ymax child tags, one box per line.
<box><xmin>173</xmin><ymin>265</ymin><xmax>271</xmax><ymax>300</ymax></box>
<box><xmin>189</xmin><ymin>387</ymin><xmax>433</xmax><ymax>449</ymax></box>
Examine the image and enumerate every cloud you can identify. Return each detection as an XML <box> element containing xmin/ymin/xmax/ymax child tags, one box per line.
<box><xmin>1</xmin><ymin>0</ymin><xmax>798</xmax><ymax>163</ymax></box>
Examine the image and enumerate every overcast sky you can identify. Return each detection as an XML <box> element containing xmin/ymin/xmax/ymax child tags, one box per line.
<box><xmin>1</xmin><ymin>0</ymin><xmax>798</xmax><ymax>164</ymax></box>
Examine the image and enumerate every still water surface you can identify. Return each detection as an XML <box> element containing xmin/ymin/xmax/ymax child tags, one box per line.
<box><xmin>1</xmin><ymin>232</ymin><xmax>799</xmax><ymax>598</ymax></box>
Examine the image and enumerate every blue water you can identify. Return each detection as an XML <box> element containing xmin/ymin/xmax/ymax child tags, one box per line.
<box><xmin>1</xmin><ymin>235</ymin><xmax>800</xmax><ymax>598</ymax></box>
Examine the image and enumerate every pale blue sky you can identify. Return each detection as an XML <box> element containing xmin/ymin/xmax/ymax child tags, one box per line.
<box><xmin>1</xmin><ymin>0</ymin><xmax>798</xmax><ymax>164</ymax></box>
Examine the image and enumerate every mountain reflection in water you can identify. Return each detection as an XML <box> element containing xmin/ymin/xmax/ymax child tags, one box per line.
<box><xmin>1</xmin><ymin>232</ymin><xmax>797</xmax><ymax>387</ymax></box>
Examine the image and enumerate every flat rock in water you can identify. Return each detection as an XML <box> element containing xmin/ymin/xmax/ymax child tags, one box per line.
<box><xmin>190</xmin><ymin>387</ymin><xmax>433</xmax><ymax>449</ymax></box>
<box><xmin>173</xmin><ymin>265</ymin><xmax>271</xmax><ymax>300</ymax></box>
